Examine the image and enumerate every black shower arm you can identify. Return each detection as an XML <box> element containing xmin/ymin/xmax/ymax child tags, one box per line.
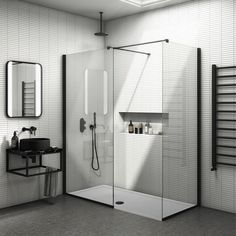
<box><xmin>99</xmin><ymin>12</ymin><xmax>103</xmax><ymax>32</ymax></box>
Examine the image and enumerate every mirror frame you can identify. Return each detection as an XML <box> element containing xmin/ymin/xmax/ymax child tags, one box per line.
<box><xmin>6</xmin><ymin>60</ymin><xmax>43</xmax><ymax>118</ymax></box>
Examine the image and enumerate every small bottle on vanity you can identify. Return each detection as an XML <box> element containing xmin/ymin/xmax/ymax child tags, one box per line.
<box><xmin>128</xmin><ymin>120</ymin><xmax>134</xmax><ymax>133</ymax></box>
<box><xmin>149</xmin><ymin>124</ymin><xmax>153</xmax><ymax>135</ymax></box>
<box><xmin>139</xmin><ymin>123</ymin><xmax>143</xmax><ymax>134</ymax></box>
<box><xmin>144</xmin><ymin>122</ymin><xmax>149</xmax><ymax>134</ymax></box>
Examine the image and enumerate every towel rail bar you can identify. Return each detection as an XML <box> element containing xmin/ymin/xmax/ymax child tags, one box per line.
<box><xmin>212</xmin><ymin>64</ymin><xmax>236</xmax><ymax>171</ymax></box>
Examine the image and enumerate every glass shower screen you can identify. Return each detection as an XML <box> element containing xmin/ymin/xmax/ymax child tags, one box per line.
<box><xmin>64</xmin><ymin>42</ymin><xmax>199</xmax><ymax>221</ymax></box>
<box><xmin>84</xmin><ymin>69</ymin><xmax>108</xmax><ymax>115</ymax></box>
<box><xmin>65</xmin><ymin>49</ymin><xmax>114</xmax><ymax>206</ymax></box>
<box><xmin>162</xmin><ymin>42</ymin><xmax>198</xmax><ymax>219</ymax></box>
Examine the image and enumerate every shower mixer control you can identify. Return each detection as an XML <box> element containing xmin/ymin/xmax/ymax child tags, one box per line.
<box><xmin>80</xmin><ymin>118</ymin><xmax>86</xmax><ymax>133</ymax></box>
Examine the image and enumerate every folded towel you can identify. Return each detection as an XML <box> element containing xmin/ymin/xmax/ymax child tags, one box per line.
<box><xmin>44</xmin><ymin>167</ymin><xmax>58</xmax><ymax>198</ymax></box>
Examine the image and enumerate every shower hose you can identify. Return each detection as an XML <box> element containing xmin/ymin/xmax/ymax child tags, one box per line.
<box><xmin>90</xmin><ymin>125</ymin><xmax>100</xmax><ymax>171</ymax></box>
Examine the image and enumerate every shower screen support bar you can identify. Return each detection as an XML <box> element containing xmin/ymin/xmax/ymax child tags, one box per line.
<box><xmin>107</xmin><ymin>39</ymin><xmax>169</xmax><ymax>55</ymax></box>
<box><xmin>107</xmin><ymin>39</ymin><xmax>169</xmax><ymax>50</ymax></box>
<box><xmin>109</xmin><ymin>47</ymin><xmax>150</xmax><ymax>56</ymax></box>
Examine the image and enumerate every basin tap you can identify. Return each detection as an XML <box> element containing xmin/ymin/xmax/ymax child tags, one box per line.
<box><xmin>30</xmin><ymin>126</ymin><xmax>37</xmax><ymax>135</ymax></box>
<box><xmin>22</xmin><ymin>126</ymin><xmax>37</xmax><ymax>136</ymax></box>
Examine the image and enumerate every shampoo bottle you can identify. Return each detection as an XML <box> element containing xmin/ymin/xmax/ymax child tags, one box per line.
<box><xmin>139</xmin><ymin>123</ymin><xmax>143</xmax><ymax>134</ymax></box>
<box><xmin>149</xmin><ymin>124</ymin><xmax>153</xmax><ymax>135</ymax></box>
<box><xmin>144</xmin><ymin>122</ymin><xmax>149</xmax><ymax>134</ymax></box>
<box><xmin>128</xmin><ymin>120</ymin><xmax>134</xmax><ymax>133</ymax></box>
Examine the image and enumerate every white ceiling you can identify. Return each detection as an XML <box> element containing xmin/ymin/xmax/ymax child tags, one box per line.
<box><xmin>23</xmin><ymin>0</ymin><xmax>192</xmax><ymax>20</ymax></box>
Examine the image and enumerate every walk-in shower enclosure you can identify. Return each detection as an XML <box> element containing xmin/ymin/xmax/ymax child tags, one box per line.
<box><xmin>63</xmin><ymin>41</ymin><xmax>200</xmax><ymax>221</ymax></box>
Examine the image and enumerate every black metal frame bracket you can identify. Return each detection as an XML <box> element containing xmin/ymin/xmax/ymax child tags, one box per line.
<box><xmin>6</xmin><ymin>148</ymin><xmax>63</xmax><ymax>177</ymax></box>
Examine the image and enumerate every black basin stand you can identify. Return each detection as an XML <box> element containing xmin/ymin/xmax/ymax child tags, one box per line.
<box><xmin>6</xmin><ymin>148</ymin><xmax>63</xmax><ymax>177</ymax></box>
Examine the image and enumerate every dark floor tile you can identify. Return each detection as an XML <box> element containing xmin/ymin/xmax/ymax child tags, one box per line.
<box><xmin>0</xmin><ymin>195</ymin><xmax>235</xmax><ymax>236</ymax></box>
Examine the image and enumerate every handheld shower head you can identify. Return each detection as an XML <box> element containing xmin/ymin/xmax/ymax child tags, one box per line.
<box><xmin>93</xmin><ymin>112</ymin><xmax>96</xmax><ymax>129</ymax></box>
<box><xmin>90</xmin><ymin>112</ymin><xmax>99</xmax><ymax>171</ymax></box>
<box><xmin>95</xmin><ymin>12</ymin><xmax>108</xmax><ymax>37</ymax></box>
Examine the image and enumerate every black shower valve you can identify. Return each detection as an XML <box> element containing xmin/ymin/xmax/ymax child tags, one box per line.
<box><xmin>80</xmin><ymin>118</ymin><xmax>86</xmax><ymax>133</ymax></box>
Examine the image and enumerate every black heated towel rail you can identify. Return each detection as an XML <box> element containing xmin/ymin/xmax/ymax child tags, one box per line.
<box><xmin>212</xmin><ymin>64</ymin><xmax>236</xmax><ymax>171</ymax></box>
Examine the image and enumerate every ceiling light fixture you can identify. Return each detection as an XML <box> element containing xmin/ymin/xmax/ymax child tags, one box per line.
<box><xmin>120</xmin><ymin>0</ymin><xmax>171</xmax><ymax>8</ymax></box>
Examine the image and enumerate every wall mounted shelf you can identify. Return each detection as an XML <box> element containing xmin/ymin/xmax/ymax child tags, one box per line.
<box><xmin>119</xmin><ymin>111</ymin><xmax>168</xmax><ymax>123</ymax></box>
<box><xmin>119</xmin><ymin>111</ymin><xmax>165</xmax><ymax>114</ymax></box>
<box><xmin>6</xmin><ymin>148</ymin><xmax>63</xmax><ymax>177</ymax></box>
<box><xmin>120</xmin><ymin>132</ymin><xmax>162</xmax><ymax>136</ymax></box>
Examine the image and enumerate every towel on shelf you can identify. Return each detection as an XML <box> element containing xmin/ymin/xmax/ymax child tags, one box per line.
<box><xmin>44</xmin><ymin>167</ymin><xmax>58</xmax><ymax>198</ymax></box>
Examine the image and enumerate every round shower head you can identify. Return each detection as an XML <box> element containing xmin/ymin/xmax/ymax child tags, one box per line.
<box><xmin>94</xmin><ymin>12</ymin><xmax>108</xmax><ymax>37</ymax></box>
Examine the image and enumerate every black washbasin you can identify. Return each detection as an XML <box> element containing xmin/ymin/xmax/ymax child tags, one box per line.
<box><xmin>20</xmin><ymin>138</ymin><xmax>50</xmax><ymax>152</ymax></box>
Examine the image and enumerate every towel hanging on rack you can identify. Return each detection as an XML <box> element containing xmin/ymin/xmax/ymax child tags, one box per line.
<box><xmin>44</xmin><ymin>166</ymin><xmax>58</xmax><ymax>197</ymax></box>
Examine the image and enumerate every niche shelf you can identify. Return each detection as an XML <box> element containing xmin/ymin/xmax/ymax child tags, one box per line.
<box><xmin>119</xmin><ymin>112</ymin><xmax>168</xmax><ymax>123</ymax></box>
<box><xmin>119</xmin><ymin>132</ymin><xmax>162</xmax><ymax>136</ymax></box>
<box><xmin>119</xmin><ymin>111</ymin><xmax>167</xmax><ymax>135</ymax></box>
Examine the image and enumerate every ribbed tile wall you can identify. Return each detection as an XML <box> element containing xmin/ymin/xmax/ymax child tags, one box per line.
<box><xmin>0</xmin><ymin>0</ymin><xmax>103</xmax><ymax>208</ymax></box>
<box><xmin>106</xmin><ymin>0</ymin><xmax>236</xmax><ymax>213</ymax></box>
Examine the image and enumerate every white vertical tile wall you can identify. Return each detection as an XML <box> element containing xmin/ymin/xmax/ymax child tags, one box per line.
<box><xmin>106</xmin><ymin>0</ymin><xmax>236</xmax><ymax>213</ymax></box>
<box><xmin>0</xmin><ymin>0</ymin><xmax>103</xmax><ymax>208</ymax></box>
<box><xmin>115</xmin><ymin>133</ymin><xmax>162</xmax><ymax>196</ymax></box>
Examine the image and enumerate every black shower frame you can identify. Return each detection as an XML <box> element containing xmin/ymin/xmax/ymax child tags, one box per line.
<box><xmin>62</xmin><ymin>40</ymin><xmax>202</xmax><ymax>219</ymax></box>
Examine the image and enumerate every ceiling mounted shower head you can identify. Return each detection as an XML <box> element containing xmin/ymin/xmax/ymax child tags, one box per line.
<box><xmin>95</xmin><ymin>12</ymin><xmax>108</xmax><ymax>37</ymax></box>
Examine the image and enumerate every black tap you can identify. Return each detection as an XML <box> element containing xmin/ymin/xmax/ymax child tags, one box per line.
<box><xmin>22</xmin><ymin>126</ymin><xmax>37</xmax><ymax>135</ymax></box>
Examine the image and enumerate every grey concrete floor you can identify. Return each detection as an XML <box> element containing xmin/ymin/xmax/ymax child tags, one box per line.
<box><xmin>0</xmin><ymin>195</ymin><xmax>235</xmax><ymax>236</ymax></box>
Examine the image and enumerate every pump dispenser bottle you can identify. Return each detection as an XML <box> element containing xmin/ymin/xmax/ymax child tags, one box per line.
<box><xmin>11</xmin><ymin>131</ymin><xmax>19</xmax><ymax>149</ymax></box>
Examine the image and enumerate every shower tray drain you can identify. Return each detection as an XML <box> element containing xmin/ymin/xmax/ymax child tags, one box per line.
<box><xmin>115</xmin><ymin>201</ymin><xmax>124</xmax><ymax>205</ymax></box>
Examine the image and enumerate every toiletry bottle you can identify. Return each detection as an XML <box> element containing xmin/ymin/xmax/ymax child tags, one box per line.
<box><xmin>11</xmin><ymin>131</ymin><xmax>18</xmax><ymax>149</ymax></box>
<box><xmin>144</xmin><ymin>122</ymin><xmax>149</xmax><ymax>134</ymax></box>
<box><xmin>149</xmin><ymin>124</ymin><xmax>153</xmax><ymax>135</ymax></box>
<box><xmin>128</xmin><ymin>120</ymin><xmax>134</xmax><ymax>133</ymax></box>
<box><xmin>135</xmin><ymin>127</ymin><xmax>138</xmax><ymax>134</ymax></box>
<box><xmin>139</xmin><ymin>123</ymin><xmax>143</xmax><ymax>134</ymax></box>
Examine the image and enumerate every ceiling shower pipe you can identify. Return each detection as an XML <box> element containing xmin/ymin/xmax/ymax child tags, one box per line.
<box><xmin>94</xmin><ymin>12</ymin><xmax>108</xmax><ymax>36</ymax></box>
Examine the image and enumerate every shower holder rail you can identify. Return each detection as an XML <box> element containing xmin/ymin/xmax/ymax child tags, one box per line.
<box><xmin>212</xmin><ymin>64</ymin><xmax>236</xmax><ymax>171</ymax></box>
<box><xmin>6</xmin><ymin>148</ymin><xmax>63</xmax><ymax>177</ymax></box>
